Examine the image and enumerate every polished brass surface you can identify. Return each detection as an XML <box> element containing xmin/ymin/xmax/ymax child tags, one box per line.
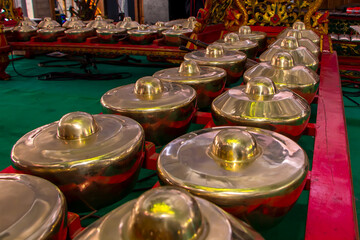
<box><xmin>184</xmin><ymin>44</ymin><xmax>247</xmax><ymax>85</ymax></box>
<box><xmin>211</xmin><ymin>76</ymin><xmax>310</xmax><ymax>139</ymax></box>
<box><xmin>153</xmin><ymin>60</ymin><xmax>226</xmax><ymax>109</ymax></box>
<box><xmin>149</xmin><ymin>21</ymin><xmax>170</xmax><ymax>37</ymax></box>
<box><xmin>238</xmin><ymin>26</ymin><xmax>267</xmax><ymax>50</ymax></box>
<box><xmin>96</xmin><ymin>24</ymin><xmax>126</xmax><ymax>43</ymax></box>
<box><xmin>22</xmin><ymin>16</ymin><xmax>38</xmax><ymax>27</ymax></box>
<box><xmin>162</xmin><ymin>24</ymin><xmax>193</xmax><ymax>46</ymax></box>
<box><xmin>101</xmin><ymin>76</ymin><xmax>197</xmax><ymax>145</ymax></box>
<box><xmin>73</xmin><ymin>187</ymin><xmax>264</xmax><ymax>240</ymax></box>
<box><xmin>182</xmin><ymin>16</ymin><xmax>198</xmax><ymax>30</ymax></box>
<box><xmin>62</xmin><ymin>16</ymin><xmax>86</xmax><ymax>29</ymax></box>
<box><xmin>277</xmin><ymin>21</ymin><xmax>320</xmax><ymax>45</ymax></box>
<box><xmin>244</xmin><ymin>52</ymin><xmax>319</xmax><ymax>103</ymax></box>
<box><xmin>11</xmin><ymin>112</ymin><xmax>145</xmax><ymax>212</ymax></box>
<box><xmin>65</xmin><ymin>25</ymin><xmax>95</xmax><ymax>42</ymax></box>
<box><xmin>86</xmin><ymin>15</ymin><xmax>109</xmax><ymax>29</ymax></box>
<box><xmin>116</xmin><ymin>16</ymin><xmax>139</xmax><ymax>30</ymax></box>
<box><xmin>259</xmin><ymin>36</ymin><xmax>319</xmax><ymax>71</ymax></box>
<box><xmin>0</xmin><ymin>174</ymin><xmax>67</xmax><ymax>239</ymax></box>
<box><xmin>270</xmin><ymin>29</ymin><xmax>320</xmax><ymax>58</ymax></box>
<box><xmin>215</xmin><ymin>32</ymin><xmax>259</xmax><ymax>59</ymax></box>
<box><xmin>37</xmin><ymin>25</ymin><xmax>66</xmax><ymax>42</ymax></box>
<box><xmin>13</xmin><ymin>21</ymin><xmax>37</xmax><ymax>41</ymax></box>
<box><xmin>127</xmin><ymin>25</ymin><xmax>158</xmax><ymax>45</ymax></box>
<box><xmin>157</xmin><ymin>126</ymin><xmax>309</xmax><ymax>229</ymax></box>
<box><xmin>38</xmin><ymin>17</ymin><xmax>61</xmax><ymax>29</ymax></box>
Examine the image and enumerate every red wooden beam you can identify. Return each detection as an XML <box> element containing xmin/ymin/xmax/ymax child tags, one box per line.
<box><xmin>305</xmin><ymin>50</ymin><xmax>359</xmax><ymax>239</ymax></box>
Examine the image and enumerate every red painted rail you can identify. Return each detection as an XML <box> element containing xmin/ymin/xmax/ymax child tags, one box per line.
<box><xmin>305</xmin><ymin>38</ymin><xmax>359</xmax><ymax>240</ymax></box>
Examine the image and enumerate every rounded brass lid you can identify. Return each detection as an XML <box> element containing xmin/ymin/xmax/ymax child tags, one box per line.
<box><xmin>86</xmin><ymin>15</ymin><xmax>109</xmax><ymax>29</ymax></box>
<box><xmin>259</xmin><ymin>36</ymin><xmax>318</xmax><ymax>69</ymax></box>
<box><xmin>270</xmin><ymin>30</ymin><xmax>320</xmax><ymax>58</ymax></box>
<box><xmin>211</xmin><ymin>76</ymin><xmax>310</xmax><ymax>122</ymax></box>
<box><xmin>116</xmin><ymin>17</ymin><xmax>140</xmax><ymax>30</ymax></box>
<box><xmin>101</xmin><ymin>76</ymin><xmax>197</xmax><ymax>112</ymax></box>
<box><xmin>238</xmin><ymin>26</ymin><xmax>266</xmax><ymax>41</ymax></box>
<box><xmin>216</xmin><ymin>32</ymin><xmax>258</xmax><ymax>51</ymax></box>
<box><xmin>182</xmin><ymin>16</ymin><xmax>198</xmax><ymax>30</ymax></box>
<box><xmin>38</xmin><ymin>17</ymin><xmax>61</xmax><ymax>28</ymax></box>
<box><xmin>244</xmin><ymin>52</ymin><xmax>319</xmax><ymax>88</ymax></box>
<box><xmin>149</xmin><ymin>21</ymin><xmax>170</xmax><ymax>32</ymax></box>
<box><xmin>96</xmin><ymin>24</ymin><xmax>126</xmax><ymax>34</ymax></box>
<box><xmin>162</xmin><ymin>24</ymin><xmax>193</xmax><ymax>36</ymax></box>
<box><xmin>0</xmin><ymin>174</ymin><xmax>66</xmax><ymax>239</ymax></box>
<box><xmin>62</xmin><ymin>16</ymin><xmax>86</xmax><ymax>29</ymax></box>
<box><xmin>13</xmin><ymin>21</ymin><xmax>38</xmax><ymax>32</ymax></box>
<box><xmin>73</xmin><ymin>186</ymin><xmax>264</xmax><ymax>240</ymax></box>
<box><xmin>277</xmin><ymin>21</ymin><xmax>320</xmax><ymax>44</ymax></box>
<box><xmin>127</xmin><ymin>24</ymin><xmax>157</xmax><ymax>35</ymax></box>
<box><xmin>157</xmin><ymin>126</ymin><xmax>308</xmax><ymax>198</ymax></box>
<box><xmin>22</xmin><ymin>17</ymin><xmax>38</xmax><ymax>27</ymax></box>
<box><xmin>153</xmin><ymin>60</ymin><xmax>227</xmax><ymax>84</ymax></box>
<box><xmin>184</xmin><ymin>43</ymin><xmax>247</xmax><ymax>65</ymax></box>
<box><xmin>11</xmin><ymin>112</ymin><xmax>144</xmax><ymax>168</ymax></box>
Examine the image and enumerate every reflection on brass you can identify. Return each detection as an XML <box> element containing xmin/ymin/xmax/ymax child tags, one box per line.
<box><xmin>162</xmin><ymin>24</ymin><xmax>193</xmax><ymax>46</ymax></box>
<box><xmin>65</xmin><ymin>25</ymin><xmax>95</xmax><ymax>43</ymax></box>
<box><xmin>86</xmin><ymin>15</ymin><xmax>109</xmax><ymax>29</ymax></box>
<box><xmin>38</xmin><ymin>17</ymin><xmax>60</xmax><ymax>29</ymax></box>
<box><xmin>238</xmin><ymin>26</ymin><xmax>267</xmax><ymax>50</ymax></box>
<box><xmin>277</xmin><ymin>21</ymin><xmax>320</xmax><ymax>45</ymax></box>
<box><xmin>158</xmin><ymin>126</ymin><xmax>309</xmax><ymax>229</ymax></box>
<box><xmin>259</xmin><ymin>36</ymin><xmax>319</xmax><ymax>71</ymax></box>
<box><xmin>153</xmin><ymin>60</ymin><xmax>226</xmax><ymax>109</ymax></box>
<box><xmin>211</xmin><ymin>76</ymin><xmax>310</xmax><ymax>139</ymax></box>
<box><xmin>244</xmin><ymin>52</ymin><xmax>319</xmax><ymax>103</ymax></box>
<box><xmin>128</xmin><ymin>25</ymin><xmax>158</xmax><ymax>45</ymax></box>
<box><xmin>37</xmin><ymin>25</ymin><xmax>65</xmax><ymax>42</ymax></box>
<box><xmin>13</xmin><ymin>21</ymin><xmax>37</xmax><ymax>41</ymax></box>
<box><xmin>116</xmin><ymin>16</ymin><xmax>140</xmax><ymax>30</ymax></box>
<box><xmin>96</xmin><ymin>24</ymin><xmax>126</xmax><ymax>43</ymax></box>
<box><xmin>73</xmin><ymin>187</ymin><xmax>264</xmax><ymax>239</ymax></box>
<box><xmin>11</xmin><ymin>112</ymin><xmax>145</xmax><ymax>212</ymax></box>
<box><xmin>62</xmin><ymin>16</ymin><xmax>85</xmax><ymax>29</ymax></box>
<box><xmin>0</xmin><ymin>174</ymin><xmax>67</xmax><ymax>239</ymax></box>
<box><xmin>101</xmin><ymin>76</ymin><xmax>197</xmax><ymax>145</ymax></box>
<box><xmin>184</xmin><ymin>44</ymin><xmax>247</xmax><ymax>85</ymax></box>
<box><xmin>215</xmin><ymin>32</ymin><xmax>259</xmax><ymax>59</ymax></box>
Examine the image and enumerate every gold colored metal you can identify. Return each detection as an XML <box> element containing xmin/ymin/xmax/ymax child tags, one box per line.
<box><xmin>215</xmin><ymin>32</ymin><xmax>259</xmax><ymax>59</ymax></box>
<box><xmin>259</xmin><ymin>36</ymin><xmax>319</xmax><ymax>71</ymax></box>
<box><xmin>65</xmin><ymin>25</ymin><xmax>95</xmax><ymax>43</ymax></box>
<box><xmin>116</xmin><ymin>16</ymin><xmax>140</xmax><ymax>30</ymax></box>
<box><xmin>86</xmin><ymin>15</ymin><xmax>109</xmax><ymax>29</ymax></box>
<box><xmin>244</xmin><ymin>52</ymin><xmax>319</xmax><ymax>103</ymax></box>
<box><xmin>101</xmin><ymin>76</ymin><xmax>197</xmax><ymax>145</ymax></box>
<box><xmin>211</xmin><ymin>76</ymin><xmax>310</xmax><ymax>139</ymax></box>
<box><xmin>182</xmin><ymin>16</ymin><xmax>199</xmax><ymax>30</ymax></box>
<box><xmin>157</xmin><ymin>126</ymin><xmax>309</xmax><ymax>229</ymax></box>
<box><xmin>162</xmin><ymin>24</ymin><xmax>193</xmax><ymax>46</ymax></box>
<box><xmin>73</xmin><ymin>187</ymin><xmax>264</xmax><ymax>239</ymax></box>
<box><xmin>0</xmin><ymin>174</ymin><xmax>67</xmax><ymax>239</ymax></box>
<box><xmin>22</xmin><ymin>17</ymin><xmax>38</xmax><ymax>27</ymax></box>
<box><xmin>11</xmin><ymin>112</ymin><xmax>145</xmax><ymax>212</ymax></box>
<box><xmin>153</xmin><ymin>60</ymin><xmax>226</xmax><ymax>109</ymax></box>
<box><xmin>62</xmin><ymin>16</ymin><xmax>85</xmax><ymax>29</ymax></box>
<box><xmin>184</xmin><ymin>44</ymin><xmax>247</xmax><ymax>85</ymax></box>
<box><xmin>238</xmin><ymin>26</ymin><xmax>267</xmax><ymax>50</ymax></box>
<box><xmin>128</xmin><ymin>25</ymin><xmax>158</xmax><ymax>45</ymax></box>
<box><xmin>96</xmin><ymin>24</ymin><xmax>126</xmax><ymax>43</ymax></box>
<box><xmin>277</xmin><ymin>21</ymin><xmax>320</xmax><ymax>45</ymax></box>
<box><xmin>38</xmin><ymin>17</ymin><xmax>61</xmax><ymax>29</ymax></box>
<box><xmin>271</xmin><ymin>29</ymin><xmax>320</xmax><ymax>58</ymax></box>
<box><xmin>12</xmin><ymin>21</ymin><xmax>37</xmax><ymax>41</ymax></box>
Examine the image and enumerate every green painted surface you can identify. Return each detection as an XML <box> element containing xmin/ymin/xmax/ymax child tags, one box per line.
<box><xmin>0</xmin><ymin>55</ymin><xmax>358</xmax><ymax>238</ymax></box>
